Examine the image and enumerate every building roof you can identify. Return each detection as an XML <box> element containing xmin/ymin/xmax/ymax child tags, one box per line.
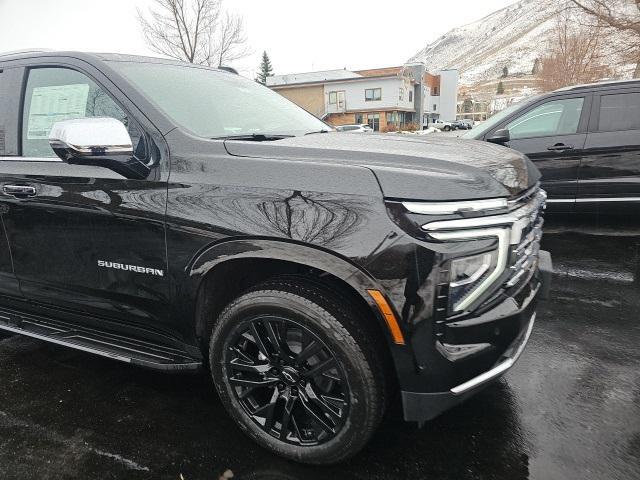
<box><xmin>355</xmin><ymin>66</ymin><xmax>404</xmax><ymax>77</ymax></box>
<box><xmin>266</xmin><ymin>69</ymin><xmax>362</xmax><ymax>87</ymax></box>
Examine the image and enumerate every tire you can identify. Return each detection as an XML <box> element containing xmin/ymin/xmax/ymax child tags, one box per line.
<box><xmin>209</xmin><ymin>277</ymin><xmax>386</xmax><ymax>464</ymax></box>
<box><xmin>444</xmin><ymin>125</ymin><xmax>451</xmax><ymax>131</ymax></box>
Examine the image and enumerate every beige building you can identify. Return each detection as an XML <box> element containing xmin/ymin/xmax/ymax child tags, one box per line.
<box><xmin>267</xmin><ymin>65</ymin><xmax>459</xmax><ymax>131</ymax></box>
<box><xmin>276</xmin><ymin>84</ymin><xmax>325</xmax><ymax>118</ymax></box>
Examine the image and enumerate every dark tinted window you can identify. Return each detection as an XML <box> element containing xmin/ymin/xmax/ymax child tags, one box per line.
<box><xmin>598</xmin><ymin>92</ymin><xmax>640</xmax><ymax>132</ymax></box>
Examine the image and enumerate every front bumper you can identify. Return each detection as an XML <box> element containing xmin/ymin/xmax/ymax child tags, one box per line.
<box><xmin>401</xmin><ymin>250</ymin><xmax>552</xmax><ymax>422</ymax></box>
<box><xmin>402</xmin><ymin>310</ymin><xmax>535</xmax><ymax>422</ymax></box>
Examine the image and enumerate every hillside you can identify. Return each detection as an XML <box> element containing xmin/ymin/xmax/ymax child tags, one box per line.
<box><xmin>408</xmin><ymin>0</ymin><xmax>632</xmax><ymax>86</ymax></box>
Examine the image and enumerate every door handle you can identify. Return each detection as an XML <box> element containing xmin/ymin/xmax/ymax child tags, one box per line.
<box><xmin>2</xmin><ymin>185</ymin><xmax>37</xmax><ymax>197</ymax></box>
<box><xmin>547</xmin><ymin>143</ymin><xmax>574</xmax><ymax>151</ymax></box>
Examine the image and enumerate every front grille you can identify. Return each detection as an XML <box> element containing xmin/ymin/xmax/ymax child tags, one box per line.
<box><xmin>502</xmin><ymin>189</ymin><xmax>545</xmax><ymax>291</ymax></box>
<box><xmin>505</xmin><ymin>219</ymin><xmax>543</xmax><ymax>289</ymax></box>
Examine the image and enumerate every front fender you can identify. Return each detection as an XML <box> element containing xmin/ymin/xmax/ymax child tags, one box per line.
<box><xmin>179</xmin><ymin>237</ymin><xmax>417</xmax><ymax>391</ymax></box>
<box><xmin>189</xmin><ymin>237</ymin><xmax>381</xmax><ymax>305</ymax></box>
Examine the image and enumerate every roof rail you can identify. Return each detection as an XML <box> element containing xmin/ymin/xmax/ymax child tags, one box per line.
<box><xmin>218</xmin><ymin>66</ymin><xmax>239</xmax><ymax>75</ymax></box>
<box><xmin>0</xmin><ymin>49</ymin><xmax>53</xmax><ymax>59</ymax></box>
<box><xmin>555</xmin><ymin>78</ymin><xmax>640</xmax><ymax>92</ymax></box>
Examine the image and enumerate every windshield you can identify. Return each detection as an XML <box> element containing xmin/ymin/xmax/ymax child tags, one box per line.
<box><xmin>110</xmin><ymin>62</ymin><xmax>329</xmax><ymax>138</ymax></box>
<box><xmin>461</xmin><ymin>97</ymin><xmax>540</xmax><ymax>139</ymax></box>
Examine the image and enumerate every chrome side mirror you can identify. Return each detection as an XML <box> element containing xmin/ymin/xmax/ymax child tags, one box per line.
<box><xmin>49</xmin><ymin>118</ymin><xmax>150</xmax><ymax>179</ymax></box>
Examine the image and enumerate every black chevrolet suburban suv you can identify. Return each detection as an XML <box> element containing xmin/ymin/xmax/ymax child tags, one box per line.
<box><xmin>0</xmin><ymin>51</ymin><xmax>551</xmax><ymax>464</ymax></box>
<box><xmin>463</xmin><ymin>80</ymin><xmax>640</xmax><ymax>215</ymax></box>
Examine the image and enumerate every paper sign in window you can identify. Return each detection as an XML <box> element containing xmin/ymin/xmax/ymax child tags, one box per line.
<box><xmin>27</xmin><ymin>84</ymin><xmax>90</xmax><ymax>139</ymax></box>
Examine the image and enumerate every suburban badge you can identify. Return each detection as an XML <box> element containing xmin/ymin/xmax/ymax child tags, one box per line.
<box><xmin>97</xmin><ymin>260</ymin><xmax>164</xmax><ymax>277</ymax></box>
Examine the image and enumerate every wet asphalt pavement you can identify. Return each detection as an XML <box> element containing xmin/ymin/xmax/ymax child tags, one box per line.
<box><xmin>0</xmin><ymin>216</ymin><xmax>639</xmax><ymax>480</ymax></box>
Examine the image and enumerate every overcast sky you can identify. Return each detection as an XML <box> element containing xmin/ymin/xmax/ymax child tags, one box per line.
<box><xmin>0</xmin><ymin>0</ymin><xmax>515</xmax><ymax>77</ymax></box>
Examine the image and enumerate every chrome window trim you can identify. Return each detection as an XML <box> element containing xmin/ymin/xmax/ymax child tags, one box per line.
<box><xmin>577</xmin><ymin>197</ymin><xmax>640</xmax><ymax>202</ymax></box>
<box><xmin>0</xmin><ymin>156</ymin><xmax>61</xmax><ymax>162</ymax></box>
<box><xmin>547</xmin><ymin>197</ymin><xmax>640</xmax><ymax>203</ymax></box>
<box><xmin>402</xmin><ymin>197</ymin><xmax>507</xmax><ymax>215</ymax></box>
<box><xmin>545</xmin><ymin>198</ymin><xmax>574</xmax><ymax>203</ymax></box>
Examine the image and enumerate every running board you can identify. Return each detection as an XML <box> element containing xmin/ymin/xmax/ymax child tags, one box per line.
<box><xmin>0</xmin><ymin>308</ymin><xmax>202</xmax><ymax>372</ymax></box>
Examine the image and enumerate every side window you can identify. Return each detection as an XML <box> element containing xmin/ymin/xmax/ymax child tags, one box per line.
<box><xmin>506</xmin><ymin>97</ymin><xmax>584</xmax><ymax>140</ymax></box>
<box><xmin>597</xmin><ymin>92</ymin><xmax>640</xmax><ymax>132</ymax></box>
<box><xmin>21</xmin><ymin>67</ymin><xmax>145</xmax><ymax>158</ymax></box>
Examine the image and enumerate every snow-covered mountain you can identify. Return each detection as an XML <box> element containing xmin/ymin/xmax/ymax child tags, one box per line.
<box><xmin>408</xmin><ymin>0</ymin><xmax>631</xmax><ymax>85</ymax></box>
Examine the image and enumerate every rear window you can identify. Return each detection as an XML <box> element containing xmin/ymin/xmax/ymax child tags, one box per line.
<box><xmin>598</xmin><ymin>92</ymin><xmax>640</xmax><ymax>132</ymax></box>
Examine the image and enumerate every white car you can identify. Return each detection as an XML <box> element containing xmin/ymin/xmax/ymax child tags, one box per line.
<box><xmin>429</xmin><ymin>119</ymin><xmax>454</xmax><ymax>131</ymax></box>
<box><xmin>335</xmin><ymin>124</ymin><xmax>373</xmax><ymax>133</ymax></box>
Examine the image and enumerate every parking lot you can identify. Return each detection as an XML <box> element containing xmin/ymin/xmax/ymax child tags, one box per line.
<box><xmin>0</xmin><ymin>216</ymin><xmax>639</xmax><ymax>480</ymax></box>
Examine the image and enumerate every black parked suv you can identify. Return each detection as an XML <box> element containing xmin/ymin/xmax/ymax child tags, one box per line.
<box><xmin>0</xmin><ymin>51</ymin><xmax>551</xmax><ymax>464</ymax></box>
<box><xmin>463</xmin><ymin>80</ymin><xmax>640</xmax><ymax>215</ymax></box>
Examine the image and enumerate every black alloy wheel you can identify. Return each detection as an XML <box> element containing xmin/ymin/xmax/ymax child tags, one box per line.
<box><xmin>225</xmin><ymin>315</ymin><xmax>349</xmax><ymax>445</ymax></box>
<box><xmin>209</xmin><ymin>277</ymin><xmax>387</xmax><ymax>464</ymax></box>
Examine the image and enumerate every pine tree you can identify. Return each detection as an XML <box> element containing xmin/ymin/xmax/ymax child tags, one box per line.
<box><xmin>502</xmin><ymin>66</ymin><xmax>509</xmax><ymax>78</ymax></box>
<box><xmin>256</xmin><ymin>51</ymin><xmax>274</xmax><ymax>85</ymax></box>
<box><xmin>532</xmin><ymin>58</ymin><xmax>541</xmax><ymax>75</ymax></box>
<box><xmin>497</xmin><ymin>81</ymin><xmax>505</xmax><ymax>94</ymax></box>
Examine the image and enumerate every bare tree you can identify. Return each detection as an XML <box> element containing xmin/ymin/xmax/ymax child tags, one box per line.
<box><xmin>540</xmin><ymin>12</ymin><xmax>613</xmax><ymax>91</ymax></box>
<box><xmin>205</xmin><ymin>12</ymin><xmax>250</xmax><ymax>67</ymax></box>
<box><xmin>138</xmin><ymin>0</ymin><xmax>249</xmax><ymax>67</ymax></box>
<box><xmin>569</xmin><ymin>0</ymin><xmax>640</xmax><ymax>77</ymax></box>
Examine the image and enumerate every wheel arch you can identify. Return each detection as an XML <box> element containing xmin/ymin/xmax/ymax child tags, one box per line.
<box><xmin>189</xmin><ymin>238</ymin><xmax>399</xmax><ymax>360</ymax></box>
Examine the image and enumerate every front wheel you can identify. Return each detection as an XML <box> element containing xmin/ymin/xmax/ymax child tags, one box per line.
<box><xmin>209</xmin><ymin>278</ymin><xmax>387</xmax><ymax>464</ymax></box>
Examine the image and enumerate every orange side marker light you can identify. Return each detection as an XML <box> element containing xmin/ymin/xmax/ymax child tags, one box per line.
<box><xmin>367</xmin><ymin>289</ymin><xmax>405</xmax><ymax>345</ymax></box>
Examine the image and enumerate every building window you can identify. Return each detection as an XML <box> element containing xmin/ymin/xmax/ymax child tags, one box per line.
<box><xmin>367</xmin><ymin>113</ymin><xmax>380</xmax><ymax>131</ymax></box>
<box><xmin>432</xmin><ymin>86</ymin><xmax>439</xmax><ymax>96</ymax></box>
<box><xmin>328</xmin><ymin>91</ymin><xmax>345</xmax><ymax>109</ymax></box>
<box><xmin>365</xmin><ymin>88</ymin><xmax>382</xmax><ymax>102</ymax></box>
<box><xmin>399</xmin><ymin>88</ymin><xmax>404</xmax><ymax>101</ymax></box>
<box><xmin>433</xmin><ymin>104</ymin><xmax>437</xmax><ymax>111</ymax></box>
<box><xmin>387</xmin><ymin>112</ymin><xmax>397</xmax><ymax>124</ymax></box>
<box><xmin>409</xmin><ymin>90</ymin><xmax>413</xmax><ymax>102</ymax></box>
<box><xmin>355</xmin><ymin>113</ymin><xmax>364</xmax><ymax>124</ymax></box>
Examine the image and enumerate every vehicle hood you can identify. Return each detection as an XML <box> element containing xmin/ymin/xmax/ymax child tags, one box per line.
<box><xmin>224</xmin><ymin>133</ymin><xmax>540</xmax><ymax>201</ymax></box>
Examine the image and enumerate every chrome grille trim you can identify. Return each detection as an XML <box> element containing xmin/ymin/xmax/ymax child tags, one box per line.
<box><xmin>422</xmin><ymin>190</ymin><xmax>546</xmax><ymax>246</ymax></box>
<box><xmin>423</xmin><ymin>189</ymin><xmax>546</xmax><ymax>313</ymax></box>
<box><xmin>506</xmin><ymin>219</ymin><xmax>543</xmax><ymax>290</ymax></box>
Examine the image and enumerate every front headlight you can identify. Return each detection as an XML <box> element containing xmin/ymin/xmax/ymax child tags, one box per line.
<box><xmin>431</xmin><ymin>227</ymin><xmax>510</xmax><ymax>314</ymax></box>
<box><xmin>448</xmin><ymin>250</ymin><xmax>499</xmax><ymax>313</ymax></box>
